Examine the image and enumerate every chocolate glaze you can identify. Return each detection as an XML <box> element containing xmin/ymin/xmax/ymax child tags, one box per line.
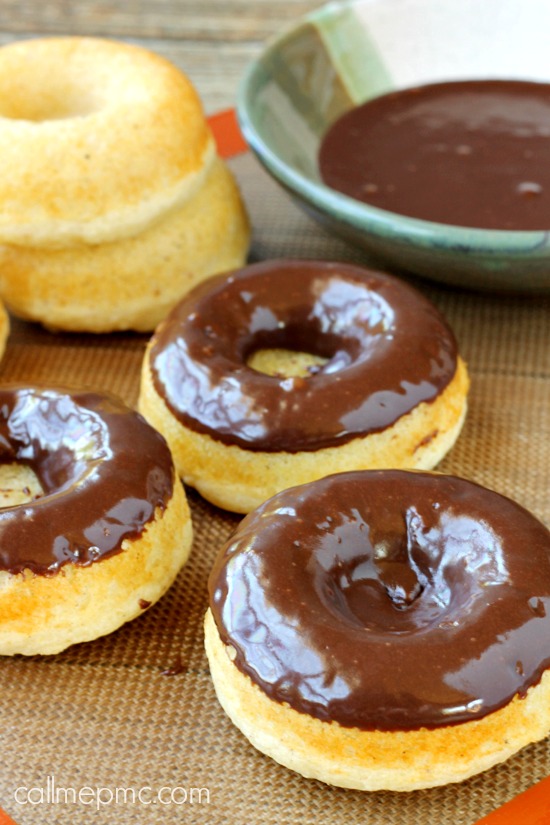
<box><xmin>0</xmin><ymin>387</ymin><xmax>174</xmax><ymax>576</ymax></box>
<box><xmin>149</xmin><ymin>260</ymin><xmax>457</xmax><ymax>452</ymax></box>
<box><xmin>319</xmin><ymin>79</ymin><xmax>550</xmax><ymax>230</ymax></box>
<box><xmin>209</xmin><ymin>470</ymin><xmax>550</xmax><ymax>731</ymax></box>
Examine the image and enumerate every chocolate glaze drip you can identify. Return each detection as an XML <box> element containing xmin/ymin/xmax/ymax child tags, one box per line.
<box><xmin>149</xmin><ymin>260</ymin><xmax>457</xmax><ymax>452</ymax></box>
<box><xmin>0</xmin><ymin>387</ymin><xmax>174</xmax><ymax>575</ymax></box>
<box><xmin>209</xmin><ymin>470</ymin><xmax>550</xmax><ymax>731</ymax></box>
<box><xmin>319</xmin><ymin>79</ymin><xmax>550</xmax><ymax>231</ymax></box>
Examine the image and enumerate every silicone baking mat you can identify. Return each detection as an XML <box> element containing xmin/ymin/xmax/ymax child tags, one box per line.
<box><xmin>0</xmin><ymin>150</ymin><xmax>549</xmax><ymax>825</ymax></box>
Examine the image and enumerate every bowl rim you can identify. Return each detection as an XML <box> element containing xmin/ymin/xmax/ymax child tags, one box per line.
<box><xmin>237</xmin><ymin>0</ymin><xmax>550</xmax><ymax>256</ymax></box>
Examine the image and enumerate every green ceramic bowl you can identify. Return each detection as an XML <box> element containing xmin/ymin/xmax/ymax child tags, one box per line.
<box><xmin>238</xmin><ymin>0</ymin><xmax>550</xmax><ymax>292</ymax></box>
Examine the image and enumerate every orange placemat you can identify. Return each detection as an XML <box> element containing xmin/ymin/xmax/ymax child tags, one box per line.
<box><xmin>474</xmin><ymin>775</ymin><xmax>550</xmax><ymax>824</ymax></box>
<box><xmin>0</xmin><ymin>808</ymin><xmax>19</xmax><ymax>825</ymax></box>
<box><xmin>208</xmin><ymin>108</ymin><xmax>248</xmax><ymax>158</ymax></box>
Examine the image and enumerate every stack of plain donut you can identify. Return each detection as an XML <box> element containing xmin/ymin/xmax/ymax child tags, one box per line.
<box><xmin>0</xmin><ymin>37</ymin><xmax>250</xmax><ymax>332</ymax></box>
<box><xmin>0</xmin><ymin>34</ymin><xmax>549</xmax><ymax>799</ymax></box>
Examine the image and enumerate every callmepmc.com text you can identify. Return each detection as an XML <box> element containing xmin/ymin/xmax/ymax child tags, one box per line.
<box><xmin>13</xmin><ymin>776</ymin><xmax>210</xmax><ymax>811</ymax></box>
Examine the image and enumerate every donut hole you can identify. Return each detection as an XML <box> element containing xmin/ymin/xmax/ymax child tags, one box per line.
<box><xmin>247</xmin><ymin>348</ymin><xmax>329</xmax><ymax>378</ymax></box>
<box><xmin>0</xmin><ymin>390</ymin><xmax>109</xmax><ymax>509</ymax></box>
<box><xmin>0</xmin><ymin>444</ymin><xmax>90</xmax><ymax>506</ymax></box>
<box><xmin>314</xmin><ymin>506</ymin><xmax>510</xmax><ymax>634</ymax></box>
<box><xmin>0</xmin><ymin>463</ymin><xmax>44</xmax><ymax>507</ymax></box>
<box><xmin>244</xmin><ymin>323</ymin><xmax>349</xmax><ymax>380</ymax></box>
<box><xmin>0</xmin><ymin>75</ymin><xmax>102</xmax><ymax>121</ymax></box>
<box><xmin>318</xmin><ymin>548</ymin><xmax>434</xmax><ymax>634</ymax></box>
<box><xmin>241</xmin><ymin>281</ymin><xmax>396</xmax><ymax>381</ymax></box>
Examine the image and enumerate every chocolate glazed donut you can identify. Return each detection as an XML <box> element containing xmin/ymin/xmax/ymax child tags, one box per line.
<box><xmin>205</xmin><ymin>470</ymin><xmax>550</xmax><ymax>790</ymax></box>
<box><xmin>0</xmin><ymin>387</ymin><xmax>172</xmax><ymax>574</ymax></box>
<box><xmin>139</xmin><ymin>260</ymin><xmax>469</xmax><ymax>512</ymax></box>
<box><xmin>0</xmin><ymin>386</ymin><xmax>193</xmax><ymax>655</ymax></box>
<box><xmin>149</xmin><ymin>260</ymin><xmax>456</xmax><ymax>449</ymax></box>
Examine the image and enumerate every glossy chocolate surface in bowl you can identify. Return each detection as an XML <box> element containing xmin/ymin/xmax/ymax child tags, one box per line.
<box><xmin>319</xmin><ymin>79</ymin><xmax>550</xmax><ymax>231</ymax></box>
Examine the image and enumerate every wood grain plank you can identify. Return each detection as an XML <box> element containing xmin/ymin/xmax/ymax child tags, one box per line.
<box><xmin>0</xmin><ymin>0</ymin><xmax>319</xmax><ymax>41</ymax></box>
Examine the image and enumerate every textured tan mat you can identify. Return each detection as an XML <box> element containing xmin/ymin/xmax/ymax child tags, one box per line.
<box><xmin>0</xmin><ymin>153</ymin><xmax>549</xmax><ymax>824</ymax></box>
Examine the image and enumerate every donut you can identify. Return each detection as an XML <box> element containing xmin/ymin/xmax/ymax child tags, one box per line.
<box><xmin>0</xmin><ymin>37</ymin><xmax>250</xmax><ymax>332</ymax></box>
<box><xmin>0</xmin><ymin>158</ymin><xmax>249</xmax><ymax>333</ymax></box>
<box><xmin>205</xmin><ymin>470</ymin><xmax>550</xmax><ymax>791</ymax></box>
<box><xmin>0</xmin><ymin>37</ymin><xmax>214</xmax><ymax>247</ymax></box>
<box><xmin>139</xmin><ymin>260</ymin><xmax>469</xmax><ymax>512</ymax></box>
<box><xmin>0</xmin><ymin>386</ymin><xmax>193</xmax><ymax>656</ymax></box>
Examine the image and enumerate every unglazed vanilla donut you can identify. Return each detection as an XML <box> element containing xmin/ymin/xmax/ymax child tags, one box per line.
<box><xmin>0</xmin><ymin>387</ymin><xmax>193</xmax><ymax>656</ymax></box>
<box><xmin>0</xmin><ymin>37</ymin><xmax>250</xmax><ymax>332</ymax></box>
<box><xmin>139</xmin><ymin>260</ymin><xmax>469</xmax><ymax>512</ymax></box>
<box><xmin>0</xmin><ymin>37</ymin><xmax>215</xmax><ymax>247</ymax></box>
<box><xmin>205</xmin><ymin>470</ymin><xmax>550</xmax><ymax>791</ymax></box>
<box><xmin>0</xmin><ymin>158</ymin><xmax>249</xmax><ymax>333</ymax></box>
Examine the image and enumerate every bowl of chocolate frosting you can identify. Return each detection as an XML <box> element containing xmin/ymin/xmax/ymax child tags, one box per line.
<box><xmin>238</xmin><ymin>0</ymin><xmax>550</xmax><ymax>292</ymax></box>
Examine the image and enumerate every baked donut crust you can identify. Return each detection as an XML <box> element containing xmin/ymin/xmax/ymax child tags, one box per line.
<box><xmin>140</xmin><ymin>349</ymin><xmax>468</xmax><ymax>512</ymax></box>
<box><xmin>0</xmin><ymin>37</ymin><xmax>215</xmax><ymax>247</ymax></box>
<box><xmin>205</xmin><ymin>609</ymin><xmax>550</xmax><ymax>791</ymax></box>
<box><xmin>0</xmin><ymin>158</ymin><xmax>250</xmax><ymax>332</ymax></box>
<box><xmin>0</xmin><ymin>386</ymin><xmax>193</xmax><ymax>655</ymax></box>
<box><xmin>0</xmin><ymin>481</ymin><xmax>192</xmax><ymax>656</ymax></box>
<box><xmin>205</xmin><ymin>470</ymin><xmax>550</xmax><ymax>790</ymax></box>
